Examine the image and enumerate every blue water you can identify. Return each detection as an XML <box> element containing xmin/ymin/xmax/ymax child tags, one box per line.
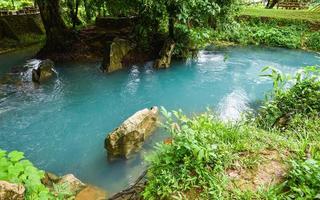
<box><xmin>0</xmin><ymin>45</ymin><xmax>42</xmax><ymax>76</ymax></box>
<box><xmin>0</xmin><ymin>46</ymin><xmax>319</xmax><ymax>194</ymax></box>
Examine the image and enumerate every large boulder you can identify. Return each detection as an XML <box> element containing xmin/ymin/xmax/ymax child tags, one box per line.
<box><xmin>105</xmin><ymin>107</ymin><xmax>159</xmax><ymax>160</ymax></box>
<box><xmin>101</xmin><ymin>38</ymin><xmax>135</xmax><ymax>73</ymax></box>
<box><xmin>32</xmin><ymin>59</ymin><xmax>56</xmax><ymax>83</ymax></box>
<box><xmin>0</xmin><ymin>181</ymin><xmax>25</xmax><ymax>200</ymax></box>
<box><xmin>154</xmin><ymin>39</ymin><xmax>175</xmax><ymax>69</ymax></box>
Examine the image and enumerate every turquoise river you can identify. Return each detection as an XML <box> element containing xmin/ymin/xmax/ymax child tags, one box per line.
<box><xmin>0</xmin><ymin>46</ymin><xmax>319</xmax><ymax>194</ymax></box>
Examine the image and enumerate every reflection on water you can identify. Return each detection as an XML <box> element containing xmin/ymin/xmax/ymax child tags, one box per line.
<box><xmin>0</xmin><ymin>46</ymin><xmax>319</xmax><ymax>194</ymax></box>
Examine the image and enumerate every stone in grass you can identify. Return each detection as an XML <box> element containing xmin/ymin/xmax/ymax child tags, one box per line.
<box><xmin>105</xmin><ymin>106</ymin><xmax>159</xmax><ymax>160</ymax></box>
<box><xmin>0</xmin><ymin>180</ymin><xmax>25</xmax><ymax>200</ymax></box>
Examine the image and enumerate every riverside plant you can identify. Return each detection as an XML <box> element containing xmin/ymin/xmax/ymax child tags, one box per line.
<box><xmin>256</xmin><ymin>66</ymin><xmax>320</xmax><ymax>129</ymax></box>
<box><xmin>0</xmin><ymin>149</ymin><xmax>74</xmax><ymax>200</ymax></box>
<box><xmin>143</xmin><ymin>66</ymin><xmax>320</xmax><ymax>199</ymax></box>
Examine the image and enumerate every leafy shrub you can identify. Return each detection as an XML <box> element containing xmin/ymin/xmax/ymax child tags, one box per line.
<box><xmin>305</xmin><ymin>31</ymin><xmax>320</xmax><ymax>51</ymax></box>
<box><xmin>214</xmin><ymin>23</ymin><xmax>302</xmax><ymax>49</ymax></box>
<box><xmin>174</xmin><ymin>24</ymin><xmax>213</xmax><ymax>58</ymax></box>
<box><xmin>0</xmin><ymin>149</ymin><xmax>74</xmax><ymax>200</ymax></box>
<box><xmin>0</xmin><ymin>149</ymin><xmax>52</xmax><ymax>199</ymax></box>
<box><xmin>282</xmin><ymin>159</ymin><xmax>320</xmax><ymax>199</ymax></box>
<box><xmin>256</xmin><ymin>66</ymin><xmax>320</xmax><ymax>129</ymax></box>
<box><xmin>143</xmin><ymin>108</ymin><xmax>270</xmax><ymax>199</ymax></box>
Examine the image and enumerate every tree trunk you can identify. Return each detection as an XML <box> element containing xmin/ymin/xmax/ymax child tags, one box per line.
<box><xmin>83</xmin><ymin>0</ymin><xmax>92</xmax><ymax>21</ymax></box>
<box><xmin>266</xmin><ymin>0</ymin><xmax>279</xmax><ymax>8</ymax></box>
<box><xmin>166</xmin><ymin>3</ymin><xmax>176</xmax><ymax>40</ymax></box>
<box><xmin>11</xmin><ymin>0</ymin><xmax>15</xmax><ymax>9</ymax></box>
<box><xmin>168</xmin><ymin>16</ymin><xmax>175</xmax><ymax>39</ymax></box>
<box><xmin>36</xmin><ymin>0</ymin><xmax>73</xmax><ymax>52</ymax></box>
<box><xmin>74</xmin><ymin>0</ymin><xmax>80</xmax><ymax>28</ymax></box>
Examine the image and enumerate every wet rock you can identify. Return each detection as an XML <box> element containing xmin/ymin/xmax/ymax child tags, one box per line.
<box><xmin>75</xmin><ymin>185</ymin><xmax>107</xmax><ymax>200</ymax></box>
<box><xmin>154</xmin><ymin>39</ymin><xmax>175</xmax><ymax>69</ymax></box>
<box><xmin>0</xmin><ymin>181</ymin><xmax>25</xmax><ymax>200</ymax></box>
<box><xmin>101</xmin><ymin>38</ymin><xmax>135</xmax><ymax>73</ymax></box>
<box><xmin>41</xmin><ymin>172</ymin><xmax>60</xmax><ymax>188</ymax></box>
<box><xmin>58</xmin><ymin>174</ymin><xmax>86</xmax><ymax>194</ymax></box>
<box><xmin>105</xmin><ymin>107</ymin><xmax>159</xmax><ymax>160</ymax></box>
<box><xmin>32</xmin><ymin>59</ymin><xmax>56</xmax><ymax>83</ymax></box>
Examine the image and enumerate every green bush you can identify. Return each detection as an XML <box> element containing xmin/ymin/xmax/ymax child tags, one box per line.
<box><xmin>143</xmin><ymin>108</ymin><xmax>272</xmax><ymax>199</ymax></box>
<box><xmin>213</xmin><ymin>15</ymin><xmax>320</xmax><ymax>52</ymax></box>
<box><xmin>143</xmin><ymin>67</ymin><xmax>320</xmax><ymax>199</ymax></box>
<box><xmin>256</xmin><ymin>66</ymin><xmax>320</xmax><ymax>129</ymax></box>
<box><xmin>214</xmin><ymin>23</ymin><xmax>302</xmax><ymax>49</ymax></box>
<box><xmin>282</xmin><ymin>159</ymin><xmax>320</xmax><ymax>199</ymax></box>
<box><xmin>174</xmin><ymin>24</ymin><xmax>213</xmax><ymax>58</ymax></box>
<box><xmin>0</xmin><ymin>149</ymin><xmax>74</xmax><ymax>200</ymax></box>
<box><xmin>0</xmin><ymin>149</ymin><xmax>52</xmax><ymax>199</ymax></box>
<box><xmin>305</xmin><ymin>31</ymin><xmax>320</xmax><ymax>51</ymax></box>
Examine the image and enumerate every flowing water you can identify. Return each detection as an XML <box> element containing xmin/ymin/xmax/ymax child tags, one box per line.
<box><xmin>0</xmin><ymin>46</ymin><xmax>319</xmax><ymax>194</ymax></box>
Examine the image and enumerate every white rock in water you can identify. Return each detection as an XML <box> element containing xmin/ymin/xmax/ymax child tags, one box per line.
<box><xmin>105</xmin><ymin>106</ymin><xmax>159</xmax><ymax>160</ymax></box>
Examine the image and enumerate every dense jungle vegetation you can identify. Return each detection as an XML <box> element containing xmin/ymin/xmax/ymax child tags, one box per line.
<box><xmin>0</xmin><ymin>0</ymin><xmax>319</xmax><ymax>54</ymax></box>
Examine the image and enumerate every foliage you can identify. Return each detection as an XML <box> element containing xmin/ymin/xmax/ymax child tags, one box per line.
<box><xmin>213</xmin><ymin>8</ymin><xmax>320</xmax><ymax>51</ymax></box>
<box><xmin>144</xmin><ymin>67</ymin><xmax>320</xmax><ymax>199</ymax></box>
<box><xmin>240</xmin><ymin>7</ymin><xmax>320</xmax><ymax>22</ymax></box>
<box><xmin>0</xmin><ymin>0</ymin><xmax>34</xmax><ymax>10</ymax></box>
<box><xmin>143</xmin><ymin>108</ymin><xmax>275</xmax><ymax>199</ymax></box>
<box><xmin>0</xmin><ymin>149</ymin><xmax>74</xmax><ymax>200</ymax></box>
<box><xmin>0</xmin><ymin>149</ymin><xmax>52</xmax><ymax>199</ymax></box>
<box><xmin>305</xmin><ymin>31</ymin><xmax>320</xmax><ymax>51</ymax></box>
<box><xmin>255</xmin><ymin>66</ymin><xmax>320</xmax><ymax>129</ymax></box>
<box><xmin>52</xmin><ymin>182</ymin><xmax>75</xmax><ymax>200</ymax></box>
<box><xmin>224</xmin><ymin>24</ymin><xmax>301</xmax><ymax>48</ymax></box>
<box><xmin>282</xmin><ymin>158</ymin><xmax>320</xmax><ymax>199</ymax></box>
<box><xmin>174</xmin><ymin>25</ymin><xmax>214</xmax><ymax>58</ymax></box>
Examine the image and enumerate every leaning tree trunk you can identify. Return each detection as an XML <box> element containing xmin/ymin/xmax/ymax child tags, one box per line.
<box><xmin>168</xmin><ymin>16</ymin><xmax>175</xmax><ymax>39</ymax></box>
<box><xmin>36</xmin><ymin>0</ymin><xmax>74</xmax><ymax>53</ymax></box>
<box><xmin>266</xmin><ymin>0</ymin><xmax>279</xmax><ymax>8</ymax></box>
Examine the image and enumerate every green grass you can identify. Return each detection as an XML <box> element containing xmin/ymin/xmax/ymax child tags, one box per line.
<box><xmin>241</xmin><ymin>7</ymin><xmax>320</xmax><ymax>22</ymax></box>
<box><xmin>143</xmin><ymin>66</ymin><xmax>320</xmax><ymax>199</ymax></box>
<box><xmin>211</xmin><ymin>6</ymin><xmax>320</xmax><ymax>52</ymax></box>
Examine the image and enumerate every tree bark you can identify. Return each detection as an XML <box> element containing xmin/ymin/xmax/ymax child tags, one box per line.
<box><xmin>168</xmin><ymin>16</ymin><xmax>175</xmax><ymax>39</ymax></box>
<box><xmin>36</xmin><ymin>0</ymin><xmax>74</xmax><ymax>52</ymax></box>
<box><xmin>266</xmin><ymin>0</ymin><xmax>279</xmax><ymax>9</ymax></box>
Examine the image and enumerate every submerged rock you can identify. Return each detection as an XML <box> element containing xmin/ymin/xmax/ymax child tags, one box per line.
<box><xmin>105</xmin><ymin>106</ymin><xmax>159</xmax><ymax>160</ymax></box>
<box><xmin>154</xmin><ymin>39</ymin><xmax>175</xmax><ymax>69</ymax></box>
<box><xmin>101</xmin><ymin>38</ymin><xmax>135</xmax><ymax>73</ymax></box>
<box><xmin>32</xmin><ymin>59</ymin><xmax>56</xmax><ymax>83</ymax></box>
<box><xmin>0</xmin><ymin>181</ymin><xmax>25</xmax><ymax>200</ymax></box>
